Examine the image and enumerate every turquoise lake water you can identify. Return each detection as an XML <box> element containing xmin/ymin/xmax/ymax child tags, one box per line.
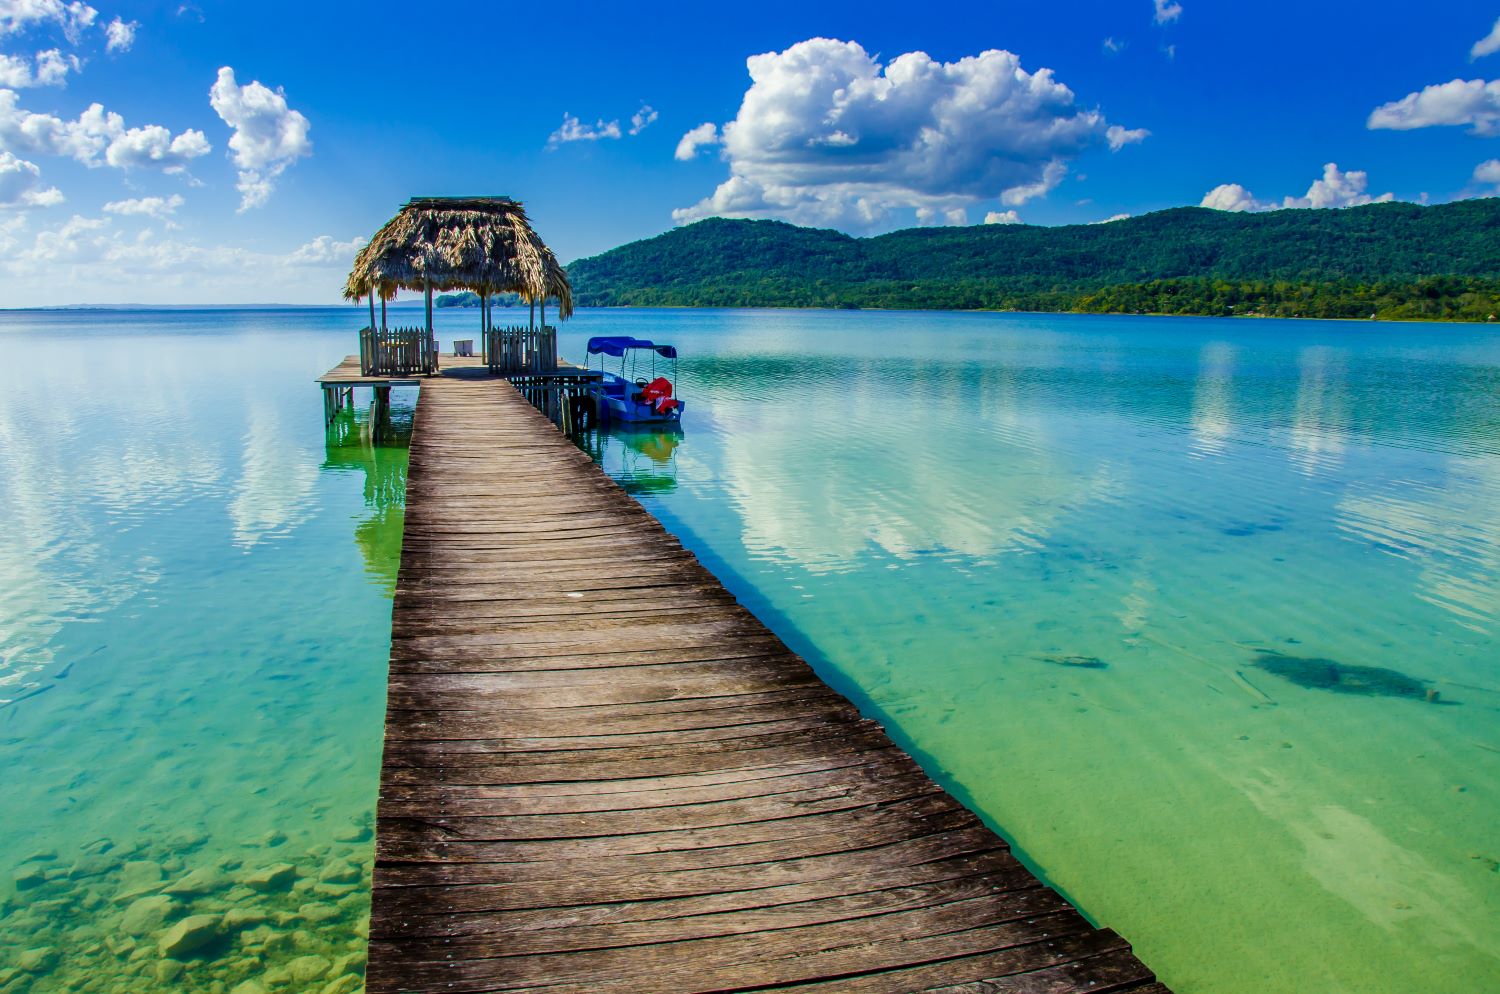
<box><xmin>1</xmin><ymin>307</ymin><xmax>1498</xmax><ymax>993</ymax></box>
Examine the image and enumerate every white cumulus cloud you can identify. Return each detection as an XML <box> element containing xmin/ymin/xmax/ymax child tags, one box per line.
<box><xmin>1154</xmin><ymin>0</ymin><xmax>1182</xmax><ymax>24</ymax></box>
<box><xmin>0</xmin><ymin>149</ymin><xmax>61</xmax><ymax>206</ymax></box>
<box><xmin>286</xmin><ymin>234</ymin><xmax>364</xmax><ymax>265</ymax></box>
<box><xmin>1472</xmin><ymin>158</ymin><xmax>1500</xmax><ymax>194</ymax></box>
<box><xmin>1473</xmin><ymin>17</ymin><xmax>1500</xmax><ymax>60</ymax></box>
<box><xmin>629</xmin><ymin>104</ymin><xmax>657</xmax><ymax>136</ymax></box>
<box><xmin>104</xmin><ymin>123</ymin><xmax>210</xmax><ymax>171</ymax></box>
<box><xmin>674</xmin><ymin>122</ymin><xmax>718</xmax><ymax>161</ymax></box>
<box><xmin>103</xmin><ymin>15</ymin><xmax>136</xmax><ymax>53</ymax></box>
<box><xmin>0</xmin><ymin>0</ymin><xmax>98</xmax><ymax>42</ymax></box>
<box><xmin>1367</xmin><ymin>78</ymin><xmax>1500</xmax><ymax>136</ymax></box>
<box><xmin>1095</xmin><ymin>212</ymin><xmax>1132</xmax><ymax>223</ymax></box>
<box><xmin>1106</xmin><ymin>124</ymin><xmax>1150</xmax><ymax>151</ymax></box>
<box><xmin>0</xmin><ymin>213</ymin><xmax>383</xmax><ymax>303</ymax></box>
<box><xmin>208</xmin><ymin>66</ymin><xmax>312</xmax><ymax>211</ymax></box>
<box><xmin>0</xmin><ymin>88</ymin><xmax>209</xmax><ymax>172</ymax></box>
<box><xmin>23</xmin><ymin>211</ymin><xmax>107</xmax><ymax>262</ymax></box>
<box><xmin>103</xmin><ymin>194</ymin><xmax>183</xmax><ymax>217</ymax></box>
<box><xmin>984</xmin><ymin>209</ymin><xmax>1021</xmax><ymax>224</ymax></box>
<box><xmin>672</xmin><ymin>38</ymin><xmax>1131</xmax><ymax>229</ymax></box>
<box><xmin>1201</xmin><ymin>163</ymin><xmax>1393</xmax><ymax>212</ymax></box>
<box><xmin>1286</xmin><ymin>162</ymin><xmax>1394</xmax><ymax>208</ymax></box>
<box><xmin>1200</xmin><ymin>182</ymin><xmax>1266</xmax><ymax>212</ymax></box>
<box><xmin>0</xmin><ymin>49</ymin><xmax>78</xmax><ymax>87</ymax></box>
<box><xmin>546</xmin><ymin>113</ymin><xmax>621</xmax><ymax>147</ymax></box>
<box><xmin>1102</xmin><ymin>37</ymin><xmax>1125</xmax><ymax>54</ymax></box>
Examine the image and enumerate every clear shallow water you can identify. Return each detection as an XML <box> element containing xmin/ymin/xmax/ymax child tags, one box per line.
<box><xmin>1</xmin><ymin>307</ymin><xmax>1497</xmax><ymax>994</ymax></box>
<box><xmin>0</xmin><ymin>310</ymin><xmax>411</xmax><ymax>993</ymax></box>
<box><xmin>565</xmin><ymin>310</ymin><xmax>1500</xmax><ymax>994</ymax></box>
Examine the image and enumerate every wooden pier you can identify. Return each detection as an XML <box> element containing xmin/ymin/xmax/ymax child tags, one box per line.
<box><xmin>353</xmin><ymin>369</ymin><xmax>1171</xmax><ymax>993</ymax></box>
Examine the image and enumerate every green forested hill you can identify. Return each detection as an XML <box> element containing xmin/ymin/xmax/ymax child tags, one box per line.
<box><xmin>566</xmin><ymin>200</ymin><xmax>1500</xmax><ymax>321</ymax></box>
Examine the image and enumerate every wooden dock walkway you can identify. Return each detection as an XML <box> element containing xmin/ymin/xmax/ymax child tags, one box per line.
<box><xmin>366</xmin><ymin>372</ymin><xmax>1171</xmax><ymax>993</ymax></box>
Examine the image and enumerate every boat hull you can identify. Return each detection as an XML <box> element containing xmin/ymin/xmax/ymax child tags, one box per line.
<box><xmin>590</xmin><ymin>372</ymin><xmax>685</xmax><ymax>425</ymax></box>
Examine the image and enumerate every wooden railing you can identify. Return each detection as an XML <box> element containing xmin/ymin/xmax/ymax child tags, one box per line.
<box><xmin>509</xmin><ymin>371</ymin><xmax>601</xmax><ymax>434</ymax></box>
<box><xmin>359</xmin><ymin>326</ymin><xmax>437</xmax><ymax>376</ymax></box>
<box><xmin>486</xmin><ymin>326</ymin><xmax>557</xmax><ymax>375</ymax></box>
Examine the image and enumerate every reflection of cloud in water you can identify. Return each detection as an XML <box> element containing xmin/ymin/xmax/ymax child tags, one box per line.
<box><xmin>1190</xmin><ymin>342</ymin><xmax>1236</xmax><ymax>458</ymax></box>
<box><xmin>1337</xmin><ymin>456</ymin><xmax>1500</xmax><ymax>632</ymax></box>
<box><xmin>1288</xmin><ymin>347</ymin><xmax>1349</xmax><ymax>476</ymax></box>
<box><xmin>230</xmin><ymin>401</ymin><xmax>318</xmax><ymax>549</ymax></box>
<box><xmin>718</xmin><ymin>367</ymin><xmax>1108</xmax><ymax>570</ymax></box>
<box><xmin>0</xmin><ymin>362</ymin><xmax>219</xmax><ymax>697</ymax></box>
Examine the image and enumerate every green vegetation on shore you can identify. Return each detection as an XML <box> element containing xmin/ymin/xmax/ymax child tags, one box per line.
<box><xmin>434</xmin><ymin>290</ymin><xmax>524</xmax><ymax>308</ymax></box>
<box><xmin>567</xmin><ymin>199</ymin><xmax>1500</xmax><ymax>321</ymax></box>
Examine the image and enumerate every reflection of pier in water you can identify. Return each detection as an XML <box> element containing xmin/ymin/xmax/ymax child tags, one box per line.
<box><xmin>322</xmin><ymin>402</ymin><xmax>411</xmax><ymax>593</ymax></box>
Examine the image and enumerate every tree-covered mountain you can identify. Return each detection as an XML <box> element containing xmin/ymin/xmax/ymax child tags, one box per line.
<box><xmin>566</xmin><ymin>200</ymin><xmax>1500</xmax><ymax>321</ymax></box>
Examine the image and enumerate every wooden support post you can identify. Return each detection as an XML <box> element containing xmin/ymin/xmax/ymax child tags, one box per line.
<box><xmin>380</xmin><ymin>294</ymin><xmax>387</xmax><ymax>333</ymax></box>
<box><xmin>367</xmin><ymin>293</ymin><xmax>375</xmax><ymax>334</ymax></box>
<box><xmin>529</xmin><ymin>297</ymin><xmax>535</xmax><ymax>331</ymax></box>
<box><xmin>425</xmin><ymin>277</ymin><xmax>433</xmax><ymax>367</ymax></box>
<box><xmin>373</xmin><ymin>385</ymin><xmax>391</xmax><ymax>442</ymax></box>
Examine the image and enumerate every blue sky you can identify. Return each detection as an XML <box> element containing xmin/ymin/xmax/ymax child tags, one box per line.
<box><xmin>0</xmin><ymin>0</ymin><xmax>1497</xmax><ymax>305</ymax></box>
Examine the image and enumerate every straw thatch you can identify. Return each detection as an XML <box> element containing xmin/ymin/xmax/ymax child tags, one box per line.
<box><xmin>343</xmin><ymin>197</ymin><xmax>573</xmax><ymax>318</ymax></box>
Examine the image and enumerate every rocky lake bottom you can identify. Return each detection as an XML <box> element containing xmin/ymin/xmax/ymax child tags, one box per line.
<box><xmin>1</xmin><ymin>811</ymin><xmax>374</xmax><ymax>994</ymax></box>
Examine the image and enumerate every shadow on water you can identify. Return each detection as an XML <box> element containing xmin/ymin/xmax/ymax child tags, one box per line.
<box><xmin>322</xmin><ymin>403</ymin><xmax>410</xmax><ymax>594</ymax></box>
<box><xmin>1251</xmin><ymin>651</ymin><xmax>1454</xmax><ymax>704</ymax></box>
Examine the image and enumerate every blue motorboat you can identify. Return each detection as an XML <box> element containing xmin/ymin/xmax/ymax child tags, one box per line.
<box><xmin>586</xmin><ymin>336</ymin><xmax>686</xmax><ymax>425</ymax></box>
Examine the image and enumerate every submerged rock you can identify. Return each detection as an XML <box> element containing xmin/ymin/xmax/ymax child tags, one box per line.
<box><xmin>165</xmin><ymin>830</ymin><xmax>210</xmax><ymax>854</ymax></box>
<box><xmin>158</xmin><ymin>914</ymin><xmax>221</xmax><ymax>958</ymax></box>
<box><xmin>320</xmin><ymin>974</ymin><xmax>362</xmax><ymax>994</ymax></box>
<box><xmin>164</xmin><ymin>866</ymin><xmax>228</xmax><ymax>897</ymax></box>
<box><xmin>121</xmin><ymin>895</ymin><xmax>176</xmax><ymax>937</ymax></box>
<box><xmin>16</xmin><ymin>947</ymin><xmax>58</xmax><ymax>973</ymax></box>
<box><xmin>330</xmin><ymin>951</ymin><xmax>366</xmax><ymax>977</ymax></box>
<box><xmin>1251</xmin><ymin>652</ymin><xmax>1444</xmax><ymax>702</ymax></box>
<box><xmin>12</xmin><ymin>864</ymin><xmax>48</xmax><ymax>891</ymax></box>
<box><xmin>318</xmin><ymin>861</ymin><xmax>362</xmax><ymax>885</ymax></box>
<box><xmin>331</xmin><ymin>823</ymin><xmax>372</xmax><ymax>844</ymax></box>
<box><xmin>299</xmin><ymin>902</ymin><xmax>341</xmax><ymax>924</ymax></box>
<box><xmin>67</xmin><ymin>852</ymin><xmax>119</xmax><ymax>880</ymax></box>
<box><xmin>1036</xmin><ymin>654</ymin><xmax>1109</xmax><ymax>670</ymax></box>
<box><xmin>222</xmin><ymin>908</ymin><xmax>269</xmax><ymax>931</ymax></box>
<box><xmin>286</xmin><ymin>954</ymin><xmax>331</xmax><ymax>984</ymax></box>
<box><xmin>114</xmin><ymin>861</ymin><xmax>164</xmax><ymax>901</ymax></box>
<box><xmin>242</xmin><ymin>863</ymin><xmax>297</xmax><ymax>892</ymax></box>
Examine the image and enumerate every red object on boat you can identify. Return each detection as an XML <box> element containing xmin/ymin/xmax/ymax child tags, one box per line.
<box><xmin>640</xmin><ymin>377</ymin><xmax>679</xmax><ymax>415</ymax></box>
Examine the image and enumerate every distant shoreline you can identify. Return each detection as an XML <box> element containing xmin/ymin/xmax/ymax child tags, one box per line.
<box><xmin>1</xmin><ymin>303</ymin><xmax>1494</xmax><ymax>325</ymax></box>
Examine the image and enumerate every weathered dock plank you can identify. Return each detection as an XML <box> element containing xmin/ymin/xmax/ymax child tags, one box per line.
<box><xmin>368</xmin><ymin>373</ymin><xmax>1170</xmax><ymax>994</ymax></box>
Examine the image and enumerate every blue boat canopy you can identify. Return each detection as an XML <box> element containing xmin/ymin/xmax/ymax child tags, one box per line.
<box><xmin>587</xmin><ymin>336</ymin><xmax>678</xmax><ymax>359</ymax></box>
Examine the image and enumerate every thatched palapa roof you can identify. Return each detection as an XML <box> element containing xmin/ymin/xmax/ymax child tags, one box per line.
<box><xmin>343</xmin><ymin>196</ymin><xmax>572</xmax><ymax>318</ymax></box>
